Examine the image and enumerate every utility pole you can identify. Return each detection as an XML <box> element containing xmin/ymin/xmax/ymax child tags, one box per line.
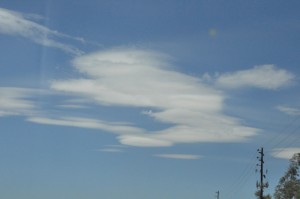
<box><xmin>256</xmin><ymin>147</ymin><xmax>268</xmax><ymax>199</ymax></box>
<box><xmin>259</xmin><ymin>147</ymin><xmax>264</xmax><ymax>199</ymax></box>
<box><xmin>216</xmin><ymin>191</ymin><xmax>219</xmax><ymax>199</ymax></box>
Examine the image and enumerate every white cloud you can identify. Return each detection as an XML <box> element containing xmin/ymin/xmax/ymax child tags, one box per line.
<box><xmin>97</xmin><ymin>148</ymin><xmax>124</xmax><ymax>153</ymax></box>
<box><xmin>154</xmin><ymin>154</ymin><xmax>202</xmax><ymax>160</ymax></box>
<box><xmin>216</xmin><ymin>65</ymin><xmax>294</xmax><ymax>89</ymax></box>
<box><xmin>276</xmin><ymin>105</ymin><xmax>300</xmax><ymax>116</ymax></box>
<box><xmin>52</xmin><ymin>48</ymin><xmax>222</xmax><ymax>110</ymax></box>
<box><xmin>0</xmin><ymin>87</ymin><xmax>37</xmax><ymax>116</ymax></box>
<box><xmin>271</xmin><ymin>148</ymin><xmax>300</xmax><ymax>159</ymax></box>
<box><xmin>118</xmin><ymin>135</ymin><xmax>173</xmax><ymax>147</ymax></box>
<box><xmin>154</xmin><ymin>123</ymin><xmax>257</xmax><ymax>144</ymax></box>
<box><xmin>27</xmin><ymin>116</ymin><xmax>144</xmax><ymax>135</ymax></box>
<box><xmin>56</xmin><ymin>104</ymin><xmax>88</xmax><ymax>109</ymax></box>
<box><xmin>0</xmin><ymin>7</ymin><xmax>83</xmax><ymax>55</ymax></box>
<box><xmin>49</xmin><ymin>48</ymin><xmax>259</xmax><ymax>147</ymax></box>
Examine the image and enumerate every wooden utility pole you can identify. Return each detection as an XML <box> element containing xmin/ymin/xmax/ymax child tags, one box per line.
<box><xmin>257</xmin><ymin>147</ymin><xmax>268</xmax><ymax>199</ymax></box>
<box><xmin>216</xmin><ymin>191</ymin><xmax>219</xmax><ymax>199</ymax></box>
<box><xmin>259</xmin><ymin>148</ymin><xmax>264</xmax><ymax>199</ymax></box>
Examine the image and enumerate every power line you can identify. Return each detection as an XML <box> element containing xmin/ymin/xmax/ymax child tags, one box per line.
<box><xmin>264</xmin><ymin>115</ymin><xmax>300</xmax><ymax>150</ymax></box>
<box><xmin>220</xmin><ymin>116</ymin><xmax>299</xmax><ymax>199</ymax></box>
<box><xmin>259</xmin><ymin>115</ymin><xmax>300</xmax><ymax>168</ymax></box>
<box><xmin>222</xmin><ymin>152</ymin><xmax>258</xmax><ymax>199</ymax></box>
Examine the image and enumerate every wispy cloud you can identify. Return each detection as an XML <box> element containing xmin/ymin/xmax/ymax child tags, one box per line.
<box><xmin>271</xmin><ymin>148</ymin><xmax>300</xmax><ymax>159</ymax></box>
<box><xmin>27</xmin><ymin>116</ymin><xmax>144</xmax><ymax>135</ymax></box>
<box><xmin>0</xmin><ymin>7</ymin><xmax>83</xmax><ymax>55</ymax></box>
<box><xmin>276</xmin><ymin>105</ymin><xmax>300</xmax><ymax>116</ymax></box>
<box><xmin>154</xmin><ymin>154</ymin><xmax>202</xmax><ymax>160</ymax></box>
<box><xmin>96</xmin><ymin>148</ymin><xmax>124</xmax><ymax>153</ymax></box>
<box><xmin>118</xmin><ymin>135</ymin><xmax>173</xmax><ymax>147</ymax></box>
<box><xmin>56</xmin><ymin>104</ymin><xmax>88</xmax><ymax>109</ymax></box>
<box><xmin>215</xmin><ymin>65</ymin><xmax>294</xmax><ymax>89</ymax></box>
<box><xmin>49</xmin><ymin>47</ymin><xmax>259</xmax><ymax>147</ymax></box>
<box><xmin>0</xmin><ymin>87</ymin><xmax>37</xmax><ymax>117</ymax></box>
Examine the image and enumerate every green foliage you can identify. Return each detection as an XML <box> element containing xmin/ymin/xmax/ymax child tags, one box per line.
<box><xmin>274</xmin><ymin>153</ymin><xmax>300</xmax><ymax>199</ymax></box>
<box><xmin>264</xmin><ymin>195</ymin><xmax>272</xmax><ymax>199</ymax></box>
<box><xmin>255</xmin><ymin>190</ymin><xmax>272</xmax><ymax>199</ymax></box>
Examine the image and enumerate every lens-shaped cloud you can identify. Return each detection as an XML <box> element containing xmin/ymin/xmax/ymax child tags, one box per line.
<box><xmin>49</xmin><ymin>48</ymin><xmax>259</xmax><ymax>147</ymax></box>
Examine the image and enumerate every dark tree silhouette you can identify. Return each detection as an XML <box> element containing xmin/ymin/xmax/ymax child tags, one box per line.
<box><xmin>255</xmin><ymin>190</ymin><xmax>272</xmax><ymax>199</ymax></box>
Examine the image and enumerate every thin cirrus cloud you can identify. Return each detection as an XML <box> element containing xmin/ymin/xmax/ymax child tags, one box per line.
<box><xmin>0</xmin><ymin>7</ymin><xmax>83</xmax><ymax>55</ymax></box>
<box><xmin>271</xmin><ymin>148</ymin><xmax>300</xmax><ymax>159</ymax></box>
<box><xmin>154</xmin><ymin>154</ymin><xmax>202</xmax><ymax>160</ymax></box>
<box><xmin>48</xmin><ymin>47</ymin><xmax>260</xmax><ymax>147</ymax></box>
<box><xmin>96</xmin><ymin>148</ymin><xmax>124</xmax><ymax>153</ymax></box>
<box><xmin>276</xmin><ymin>105</ymin><xmax>300</xmax><ymax>116</ymax></box>
<box><xmin>27</xmin><ymin>116</ymin><xmax>144</xmax><ymax>135</ymax></box>
<box><xmin>0</xmin><ymin>87</ymin><xmax>37</xmax><ymax>117</ymax></box>
<box><xmin>215</xmin><ymin>65</ymin><xmax>294</xmax><ymax>90</ymax></box>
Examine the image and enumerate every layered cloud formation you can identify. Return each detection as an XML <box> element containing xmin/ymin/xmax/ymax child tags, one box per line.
<box><xmin>0</xmin><ymin>87</ymin><xmax>37</xmax><ymax>117</ymax></box>
<box><xmin>0</xmin><ymin>47</ymin><xmax>295</xmax><ymax>150</ymax></box>
<box><xmin>0</xmin><ymin>7</ymin><xmax>297</xmax><ymax>154</ymax></box>
<box><xmin>45</xmin><ymin>48</ymin><xmax>261</xmax><ymax>147</ymax></box>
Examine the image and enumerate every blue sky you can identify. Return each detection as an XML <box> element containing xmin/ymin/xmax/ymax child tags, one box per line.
<box><xmin>0</xmin><ymin>1</ymin><xmax>300</xmax><ymax>199</ymax></box>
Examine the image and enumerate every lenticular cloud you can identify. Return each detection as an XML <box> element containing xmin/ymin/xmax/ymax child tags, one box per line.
<box><xmin>50</xmin><ymin>48</ymin><xmax>259</xmax><ymax>147</ymax></box>
<box><xmin>216</xmin><ymin>65</ymin><xmax>294</xmax><ymax>89</ymax></box>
